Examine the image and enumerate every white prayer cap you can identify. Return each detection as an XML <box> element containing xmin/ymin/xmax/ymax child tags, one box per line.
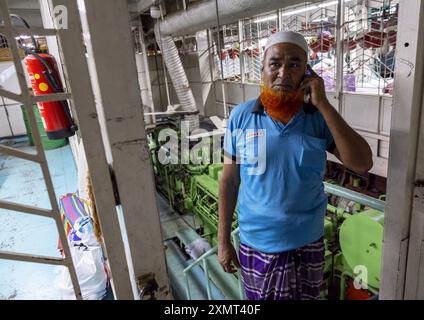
<box><xmin>264</xmin><ymin>31</ymin><xmax>309</xmax><ymax>55</ymax></box>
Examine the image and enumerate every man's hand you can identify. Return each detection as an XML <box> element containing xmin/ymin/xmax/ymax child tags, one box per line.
<box><xmin>299</xmin><ymin>64</ymin><xmax>330</xmax><ymax>111</ymax></box>
<box><xmin>299</xmin><ymin>65</ymin><xmax>373</xmax><ymax>174</ymax></box>
<box><xmin>218</xmin><ymin>242</ymin><xmax>240</xmax><ymax>273</ymax></box>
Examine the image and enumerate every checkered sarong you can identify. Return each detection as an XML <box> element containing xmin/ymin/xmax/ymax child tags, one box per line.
<box><xmin>239</xmin><ymin>237</ymin><xmax>325</xmax><ymax>300</ymax></box>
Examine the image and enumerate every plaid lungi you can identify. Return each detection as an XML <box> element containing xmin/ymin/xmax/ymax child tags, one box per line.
<box><xmin>239</xmin><ymin>237</ymin><xmax>325</xmax><ymax>300</ymax></box>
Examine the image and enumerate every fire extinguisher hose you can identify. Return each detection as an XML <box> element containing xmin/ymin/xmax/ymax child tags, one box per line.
<box><xmin>10</xmin><ymin>14</ymin><xmax>38</xmax><ymax>54</ymax></box>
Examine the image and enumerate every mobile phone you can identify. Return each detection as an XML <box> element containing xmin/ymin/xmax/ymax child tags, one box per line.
<box><xmin>302</xmin><ymin>70</ymin><xmax>312</xmax><ymax>104</ymax></box>
<box><xmin>302</xmin><ymin>68</ymin><xmax>317</xmax><ymax>112</ymax></box>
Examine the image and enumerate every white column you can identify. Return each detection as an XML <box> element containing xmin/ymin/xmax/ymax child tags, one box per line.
<box><xmin>43</xmin><ymin>0</ymin><xmax>135</xmax><ymax>299</ymax></box>
<box><xmin>80</xmin><ymin>0</ymin><xmax>170</xmax><ymax>299</ymax></box>
<box><xmin>380</xmin><ymin>0</ymin><xmax>424</xmax><ymax>300</ymax></box>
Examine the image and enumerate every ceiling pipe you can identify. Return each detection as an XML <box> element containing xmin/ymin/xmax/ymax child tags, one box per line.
<box><xmin>157</xmin><ymin>0</ymin><xmax>322</xmax><ymax>37</ymax></box>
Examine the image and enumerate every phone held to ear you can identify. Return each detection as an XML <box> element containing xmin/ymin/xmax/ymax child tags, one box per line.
<box><xmin>301</xmin><ymin>69</ymin><xmax>317</xmax><ymax>112</ymax></box>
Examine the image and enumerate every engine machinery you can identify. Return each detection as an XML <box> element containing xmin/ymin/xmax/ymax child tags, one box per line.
<box><xmin>147</xmin><ymin>121</ymin><xmax>385</xmax><ymax>300</ymax></box>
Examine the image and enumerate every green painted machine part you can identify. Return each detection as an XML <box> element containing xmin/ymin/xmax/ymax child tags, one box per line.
<box><xmin>339</xmin><ymin>209</ymin><xmax>384</xmax><ymax>289</ymax></box>
<box><xmin>147</xmin><ymin>124</ymin><xmax>386</xmax><ymax>299</ymax></box>
<box><xmin>190</xmin><ymin>165</ymin><xmax>238</xmax><ymax>245</ymax></box>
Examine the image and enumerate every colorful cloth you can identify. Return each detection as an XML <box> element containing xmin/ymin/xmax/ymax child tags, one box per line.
<box><xmin>58</xmin><ymin>193</ymin><xmax>91</xmax><ymax>251</ymax></box>
<box><xmin>239</xmin><ymin>237</ymin><xmax>325</xmax><ymax>300</ymax></box>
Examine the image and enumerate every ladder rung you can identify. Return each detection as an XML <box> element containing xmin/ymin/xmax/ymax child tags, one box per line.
<box><xmin>0</xmin><ymin>88</ymin><xmax>23</xmax><ymax>103</ymax></box>
<box><xmin>0</xmin><ymin>199</ymin><xmax>52</xmax><ymax>218</ymax></box>
<box><xmin>0</xmin><ymin>145</ymin><xmax>40</xmax><ymax>163</ymax></box>
<box><xmin>0</xmin><ymin>250</ymin><xmax>67</xmax><ymax>266</ymax></box>
<box><xmin>31</xmin><ymin>92</ymin><xmax>72</xmax><ymax>103</ymax></box>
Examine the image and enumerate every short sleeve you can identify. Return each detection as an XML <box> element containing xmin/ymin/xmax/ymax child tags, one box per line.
<box><xmin>223</xmin><ymin>111</ymin><xmax>237</xmax><ymax>161</ymax></box>
<box><xmin>323</xmin><ymin>120</ymin><xmax>336</xmax><ymax>153</ymax></box>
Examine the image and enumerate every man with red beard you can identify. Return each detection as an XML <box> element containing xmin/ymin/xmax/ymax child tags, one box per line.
<box><xmin>218</xmin><ymin>31</ymin><xmax>373</xmax><ymax>300</ymax></box>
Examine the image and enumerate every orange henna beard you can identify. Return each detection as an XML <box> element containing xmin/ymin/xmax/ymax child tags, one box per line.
<box><xmin>260</xmin><ymin>85</ymin><xmax>304</xmax><ymax>124</ymax></box>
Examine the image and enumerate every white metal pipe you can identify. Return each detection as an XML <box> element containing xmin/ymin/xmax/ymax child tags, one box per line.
<box><xmin>136</xmin><ymin>17</ymin><xmax>155</xmax><ymax>125</ymax></box>
<box><xmin>335</xmin><ymin>0</ymin><xmax>345</xmax><ymax>107</ymax></box>
<box><xmin>221</xmin><ymin>82</ymin><xmax>227</xmax><ymax>118</ymax></box>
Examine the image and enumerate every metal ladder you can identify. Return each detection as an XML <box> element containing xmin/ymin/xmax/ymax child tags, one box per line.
<box><xmin>0</xmin><ymin>0</ymin><xmax>81</xmax><ymax>299</ymax></box>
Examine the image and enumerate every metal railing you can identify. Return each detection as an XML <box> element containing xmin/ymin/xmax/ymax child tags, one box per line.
<box><xmin>183</xmin><ymin>227</ymin><xmax>244</xmax><ymax>300</ymax></box>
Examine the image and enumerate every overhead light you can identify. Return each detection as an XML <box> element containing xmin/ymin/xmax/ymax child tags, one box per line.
<box><xmin>281</xmin><ymin>0</ymin><xmax>354</xmax><ymax>17</ymax></box>
<box><xmin>15</xmin><ymin>35</ymin><xmax>37</xmax><ymax>40</ymax></box>
<box><xmin>251</xmin><ymin>0</ymin><xmax>356</xmax><ymax>24</ymax></box>
<box><xmin>318</xmin><ymin>1</ymin><xmax>338</xmax><ymax>8</ymax></box>
<box><xmin>281</xmin><ymin>5</ymin><xmax>318</xmax><ymax>17</ymax></box>
<box><xmin>150</xmin><ymin>5</ymin><xmax>161</xmax><ymax>19</ymax></box>
<box><xmin>319</xmin><ymin>0</ymin><xmax>354</xmax><ymax>8</ymax></box>
<box><xmin>253</xmin><ymin>14</ymin><xmax>278</xmax><ymax>23</ymax></box>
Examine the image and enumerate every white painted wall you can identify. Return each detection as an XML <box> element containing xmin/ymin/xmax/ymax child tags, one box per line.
<box><xmin>0</xmin><ymin>61</ymin><xmax>27</xmax><ymax>138</ymax></box>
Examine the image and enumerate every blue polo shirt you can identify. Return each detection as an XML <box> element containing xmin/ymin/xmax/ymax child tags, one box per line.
<box><xmin>223</xmin><ymin>98</ymin><xmax>335</xmax><ymax>253</ymax></box>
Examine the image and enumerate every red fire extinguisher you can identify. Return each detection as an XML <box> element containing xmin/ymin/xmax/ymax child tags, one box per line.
<box><xmin>11</xmin><ymin>13</ymin><xmax>76</xmax><ymax>140</ymax></box>
<box><xmin>24</xmin><ymin>52</ymin><xmax>77</xmax><ymax>140</ymax></box>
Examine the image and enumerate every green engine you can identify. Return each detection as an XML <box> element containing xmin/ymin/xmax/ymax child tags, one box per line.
<box><xmin>147</xmin><ymin>124</ymin><xmax>384</xmax><ymax>300</ymax></box>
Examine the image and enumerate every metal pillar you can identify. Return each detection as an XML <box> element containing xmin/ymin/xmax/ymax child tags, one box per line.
<box><xmin>335</xmin><ymin>0</ymin><xmax>345</xmax><ymax>114</ymax></box>
<box><xmin>380</xmin><ymin>0</ymin><xmax>424</xmax><ymax>300</ymax></box>
<box><xmin>196</xmin><ymin>29</ymin><xmax>214</xmax><ymax>116</ymax></box>
<box><xmin>135</xmin><ymin>19</ymin><xmax>155</xmax><ymax>126</ymax></box>
<box><xmin>80</xmin><ymin>0</ymin><xmax>170</xmax><ymax>299</ymax></box>
<box><xmin>40</xmin><ymin>0</ymin><xmax>135</xmax><ymax>299</ymax></box>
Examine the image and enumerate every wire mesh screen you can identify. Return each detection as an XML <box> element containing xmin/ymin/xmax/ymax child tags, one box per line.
<box><xmin>242</xmin><ymin>13</ymin><xmax>277</xmax><ymax>83</ymax></box>
<box><xmin>281</xmin><ymin>1</ymin><xmax>338</xmax><ymax>92</ymax></box>
<box><xmin>212</xmin><ymin>23</ymin><xmax>241</xmax><ymax>81</ymax></box>
<box><xmin>206</xmin><ymin>0</ymin><xmax>398</xmax><ymax>96</ymax></box>
<box><xmin>343</xmin><ymin>0</ymin><xmax>398</xmax><ymax>95</ymax></box>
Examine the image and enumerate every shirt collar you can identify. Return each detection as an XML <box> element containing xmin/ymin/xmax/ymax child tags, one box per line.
<box><xmin>251</xmin><ymin>97</ymin><xmax>318</xmax><ymax>115</ymax></box>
